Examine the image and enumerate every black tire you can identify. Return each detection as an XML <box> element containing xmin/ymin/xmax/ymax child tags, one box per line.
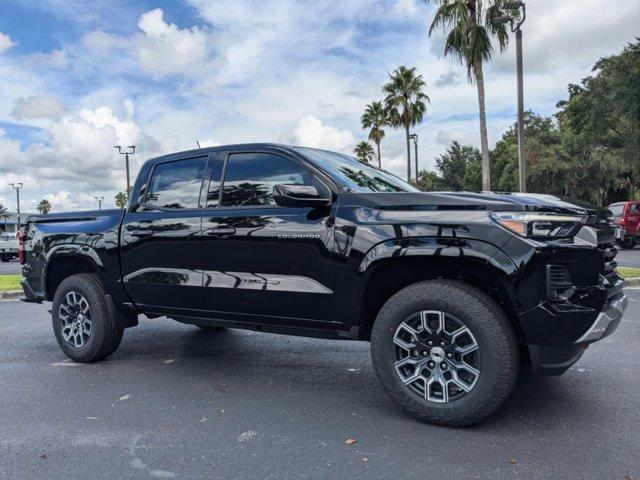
<box><xmin>370</xmin><ymin>280</ymin><xmax>519</xmax><ymax>427</ymax></box>
<box><xmin>51</xmin><ymin>273</ymin><xmax>123</xmax><ymax>363</ymax></box>
<box><xmin>0</xmin><ymin>254</ymin><xmax>9</xmax><ymax>262</ymax></box>
<box><xmin>621</xmin><ymin>238</ymin><xmax>636</xmax><ymax>249</ymax></box>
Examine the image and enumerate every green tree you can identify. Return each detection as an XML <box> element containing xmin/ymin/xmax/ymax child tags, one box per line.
<box><xmin>115</xmin><ymin>192</ymin><xmax>128</xmax><ymax>209</ymax></box>
<box><xmin>383</xmin><ymin>65</ymin><xmax>429</xmax><ymax>182</ymax></box>
<box><xmin>427</xmin><ymin>0</ymin><xmax>512</xmax><ymax>191</ymax></box>
<box><xmin>354</xmin><ymin>141</ymin><xmax>375</xmax><ymax>163</ymax></box>
<box><xmin>361</xmin><ymin>101</ymin><xmax>390</xmax><ymax>169</ymax></box>
<box><xmin>0</xmin><ymin>203</ymin><xmax>9</xmax><ymax>233</ymax></box>
<box><xmin>435</xmin><ymin>140</ymin><xmax>482</xmax><ymax>191</ymax></box>
<box><xmin>37</xmin><ymin>199</ymin><xmax>52</xmax><ymax>214</ymax></box>
<box><xmin>414</xmin><ymin>170</ymin><xmax>445</xmax><ymax>191</ymax></box>
<box><xmin>556</xmin><ymin>40</ymin><xmax>640</xmax><ymax>201</ymax></box>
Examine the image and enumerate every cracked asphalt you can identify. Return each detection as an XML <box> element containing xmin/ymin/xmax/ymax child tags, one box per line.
<box><xmin>1</xmin><ymin>290</ymin><xmax>639</xmax><ymax>479</ymax></box>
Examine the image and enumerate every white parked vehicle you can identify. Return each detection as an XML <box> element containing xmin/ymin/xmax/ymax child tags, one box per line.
<box><xmin>0</xmin><ymin>233</ymin><xmax>19</xmax><ymax>262</ymax></box>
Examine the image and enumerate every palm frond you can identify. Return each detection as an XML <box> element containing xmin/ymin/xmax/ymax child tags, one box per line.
<box><xmin>485</xmin><ymin>4</ymin><xmax>510</xmax><ymax>51</ymax></box>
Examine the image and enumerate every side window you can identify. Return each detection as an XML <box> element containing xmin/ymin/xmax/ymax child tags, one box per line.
<box><xmin>220</xmin><ymin>153</ymin><xmax>317</xmax><ymax>207</ymax></box>
<box><xmin>145</xmin><ymin>157</ymin><xmax>206</xmax><ymax>209</ymax></box>
<box><xmin>630</xmin><ymin>204</ymin><xmax>640</xmax><ymax>214</ymax></box>
<box><xmin>610</xmin><ymin>205</ymin><xmax>623</xmax><ymax>216</ymax></box>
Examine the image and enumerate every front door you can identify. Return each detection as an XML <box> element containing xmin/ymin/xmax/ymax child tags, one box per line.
<box><xmin>201</xmin><ymin>149</ymin><xmax>335</xmax><ymax>326</ymax></box>
<box><xmin>121</xmin><ymin>155</ymin><xmax>207</xmax><ymax>314</ymax></box>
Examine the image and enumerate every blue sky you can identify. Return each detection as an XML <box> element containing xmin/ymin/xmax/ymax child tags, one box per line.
<box><xmin>0</xmin><ymin>0</ymin><xmax>638</xmax><ymax>211</ymax></box>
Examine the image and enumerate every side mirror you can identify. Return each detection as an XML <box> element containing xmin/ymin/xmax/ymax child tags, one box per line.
<box><xmin>273</xmin><ymin>184</ymin><xmax>331</xmax><ymax>208</ymax></box>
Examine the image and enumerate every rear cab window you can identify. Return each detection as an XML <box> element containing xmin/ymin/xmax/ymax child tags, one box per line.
<box><xmin>145</xmin><ymin>157</ymin><xmax>207</xmax><ymax>209</ymax></box>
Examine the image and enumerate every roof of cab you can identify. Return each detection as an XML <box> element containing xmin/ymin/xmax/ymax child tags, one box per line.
<box><xmin>142</xmin><ymin>143</ymin><xmax>300</xmax><ymax>167</ymax></box>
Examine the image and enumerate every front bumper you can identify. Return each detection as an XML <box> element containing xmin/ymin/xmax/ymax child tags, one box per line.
<box><xmin>575</xmin><ymin>288</ymin><xmax>627</xmax><ymax>343</ymax></box>
<box><xmin>529</xmin><ymin>276</ymin><xmax>627</xmax><ymax>375</ymax></box>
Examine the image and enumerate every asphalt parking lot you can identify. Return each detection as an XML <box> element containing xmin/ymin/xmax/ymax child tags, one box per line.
<box><xmin>617</xmin><ymin>248</ymin><xmax>640</xmax><ymax>268</ymax></box>
<box><xmin>1</xmin><ymin>290</ymin><xmax>639</xmax><ymax>480</ymax></box>
<box><xmin>0</xmin><ymin>259</ymin><xmax>21</xmax><ymax>275</ymax></box>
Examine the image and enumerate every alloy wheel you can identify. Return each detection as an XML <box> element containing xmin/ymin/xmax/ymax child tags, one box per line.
<box><xmin>393</xmin><ymin>310</ymin><xmax>480</xmax><ymax>403</ymax></box>
<box><xmin>58</xmin><ymin>291</ymin><xmax>92</xmax><ymax>348</ymax></box>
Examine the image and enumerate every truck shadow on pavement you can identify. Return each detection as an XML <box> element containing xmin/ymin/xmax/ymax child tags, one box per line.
<box><xmin>98</xmin><ymin>320</ymin><xmax>603</xmax><ymax>431</ymax></box>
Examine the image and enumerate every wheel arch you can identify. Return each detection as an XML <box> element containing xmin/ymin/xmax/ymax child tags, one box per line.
<box><xmin>45</xmin><ymin>250</ymin><xmax>102</xmax><ymax>301</ymax></box>
<box><xmin>358</xmin><ymin>243</ymin><xmax>522</xmax><ymax>341</ymax></box>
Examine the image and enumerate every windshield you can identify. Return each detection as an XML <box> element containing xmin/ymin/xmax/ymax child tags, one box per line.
<box><xmin>295</xmin><ymin>147</ymin><xmax>419</xmax><ymax>193</ymax></box>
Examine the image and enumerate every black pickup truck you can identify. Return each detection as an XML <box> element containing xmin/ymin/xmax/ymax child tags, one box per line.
<box><xmin>20</xmin><ymin>144</ymin><xmax>627</xmax><ymax>426</ymax></box>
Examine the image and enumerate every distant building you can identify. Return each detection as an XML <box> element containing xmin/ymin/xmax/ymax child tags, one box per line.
<box><xmin>0</xmin><ymin>212</ymin><xmax>31</xmax><ymax>234</ymax></box>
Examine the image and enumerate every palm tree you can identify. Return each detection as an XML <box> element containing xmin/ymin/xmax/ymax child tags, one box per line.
<box><xmin>427</xmin><ymin>0</ymin><xmax>511</xmax><ymax>191</ymax></box>
<box><xmin>115</xmin><ymin>192</ymin><xmax>128</xmax><ymax>209</ymax></box>
<box><xmin>354</xmin><ymin>141</ymin><xmax>375</xmax><ymax>164</ymax></box>
<box><xmin>383</xmin><ymin>65</ymin><xmax>429</xmax><ymax>182</ymax></box>
<box><xmin>361</xmin><ymin>101</ymin><xmax>389</xmax><ymax>168</ymax></box>
<box><xmin>0</xmin><ymin>203</ymin><xmax>9</xmax><ymax>233</ymax></box>
<box><xmin>37</xmin><ymin>199</ymin><xmax>52</xmax><ymax>215</ymax></box>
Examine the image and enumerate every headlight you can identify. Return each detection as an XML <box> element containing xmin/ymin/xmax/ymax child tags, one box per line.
<box><xmin>491</xmin><ymin>211</ymin><xmax>586</xmax><ymax>239</ymax></box>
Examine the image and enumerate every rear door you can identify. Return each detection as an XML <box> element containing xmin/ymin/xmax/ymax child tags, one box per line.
<box><xmin>120</xmin><ymin>155</ymin><xmax>207</xmax><ymax>314</ymax></box>
<box><xmin>200</xmin><ymin>148</ymin><xmax>336</xmax><ymax>326</ymax></box>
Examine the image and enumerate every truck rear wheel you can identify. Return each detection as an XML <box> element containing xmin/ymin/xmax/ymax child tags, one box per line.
<box><xmin>0</xmin><ymin>254</ymin><xmax>10</xmax><ymax>262</ymax></box>
<box><xmin>52</xmin><ymin>273</ymin><xmax>123</xmax><ymax>363</ymax></box>
<box><xmin>370</xmin><ymin>280</ymin><xmax>519</xmax><ymax>427</ymax></box>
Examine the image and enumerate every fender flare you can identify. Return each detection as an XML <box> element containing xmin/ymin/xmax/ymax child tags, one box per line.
<box><xmin>42</xmin><ymin>244</ymin><xmax>105</xmax><ymax>298</ymax></box>
<box><xmin>358</xmin><ymin>236</ymin><xmax>517</xmax><ymax>276</ymax></box>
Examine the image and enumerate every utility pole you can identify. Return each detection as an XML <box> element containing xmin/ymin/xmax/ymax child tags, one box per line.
<box><xmin>409</xmin><ymin>134</ymin><xmax>419</xmax><ymax>182</ymax></box>
<box><xmin>114</xmin><ymin>145</ymin><xmax>136</xmax><ymax>196</ymax></box>
<box><xmin>94</xmin><ymin>196</ymin><xmax>104</xmax><ymax>210</ymax></box>
<box><xmin>9</xmin><ymin>182</ymin><xmax>23</xmax><ymax>226</ymax></box>
<box><xmin>494</xmin><ymin>1</ymin><xmax>527</xmax><ymax>192</ymax></box>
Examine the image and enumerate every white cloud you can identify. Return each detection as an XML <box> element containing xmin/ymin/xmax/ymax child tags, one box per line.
<box><xmin>0</xmin><ymin>103</ymin><xmax>164</xmax><ymax>210</ymax></box>
<box><xmin>134</xmin><ymin>8</ymin><xmax>210</xmax><ymax>78</ymax></box>
<box><xmin>11</xmin><ymin>95</ymin><xmax>67</xmax><ymax>120</ymax></box>
<box><xmin>0</xmin><ymin>0</ymin><xmax>637</xmax><ymax>209</ymax></box>
<box><xmin>436</xmin><ymin>129</ymin><xmax>478</xmax><ymax>147</ymax></box>
<box><xmin>489</xmin><ymin>0</ymin><xmax>640</xmax><ymax>76</ymax></box>
<box><xmin>0</xmin><ymin>32</ymin><xmax>15</xmax><ymax>54</ymax></box>
<box><xmin>281</xmin><ymin>116</ymin><xmax>356</xmax><ymax>153</ymax></box>
<box><xmin>197</xmin><ymin>139</ymin><xmax>221</xmax><ymax>148</ymax></box>
<box><xmin>393</xmin><ymin>0</ymin><xmax>418</xmax><ymax>16</ymax></box>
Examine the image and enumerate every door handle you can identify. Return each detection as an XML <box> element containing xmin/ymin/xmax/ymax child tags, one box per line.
<box><xmin>127</xmin><ymin>229</ymin><xmax>153</xmax><ymax>237</ymax></box>
<box><xmin>205</xmin><ymin>226</ymin><xmax>236</xmax><ymax>237</ymax></box>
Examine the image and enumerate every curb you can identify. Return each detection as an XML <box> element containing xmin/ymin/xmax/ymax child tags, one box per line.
<box><xmin>623</xmin><ymin>277</ymin><xmax>640</xmax><ymax>288</ymax></box>
<box><xmin>0</xmin><ymin>290</ymin><xmax>22</xmax><ymax>301</ymax></box>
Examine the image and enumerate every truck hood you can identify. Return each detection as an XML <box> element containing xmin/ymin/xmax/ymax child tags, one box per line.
<box><xmin>347</xmin><ymin>192</ymin><xmax>610</xmax><ymax>217</ymax></box>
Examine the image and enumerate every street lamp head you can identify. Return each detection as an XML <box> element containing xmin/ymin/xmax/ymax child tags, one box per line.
<box><xmin>493</xmin><ymin>15</ymin><xmax>513</xmax><ymax>24</ymax></box>
<box><xmin>503</xmin><ymin>1</ymin><xmax>524</xmax><ymax>9</ymax></box>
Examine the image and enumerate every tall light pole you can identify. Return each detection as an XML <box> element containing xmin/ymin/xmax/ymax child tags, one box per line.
<box><xmin>9</xmin><ymin>182</ymin><xmax>23</xmax><ymax>226</ymax></box>
<box><xmin>409</xmin><ymin>134</ymin><xmax>419</xmax><ymax>182</ymax></box>
<box><xmin>94</xmin><ymin>196</ymin><xmax>104</xmax><ymax>210</ymax></box>
<box><xmin>494</xmin><ymin>1</ymin><xmax>527</xmax><ymax>192</ymax></box>
<box><xmin>114</xmin><ymin>145</ymin><xmax>136</xmax><ymax>197</ymax></box>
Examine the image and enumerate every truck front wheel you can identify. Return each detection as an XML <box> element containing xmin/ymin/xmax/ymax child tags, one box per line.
<box><xmin>52</xmin><ymin>273</ymin><xmax>123</xmax><ymax>363</ymax></box>
<box><xmin>370</xmin><ymin>280</ymin><xmax>519</xmax><ymax>427</ymax></box>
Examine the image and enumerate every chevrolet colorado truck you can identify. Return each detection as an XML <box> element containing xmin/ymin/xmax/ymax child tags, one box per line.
<box><xmin>20</xmin><ymin>144</ymin><xmax>627</xmax><ymax>426</ymax></box>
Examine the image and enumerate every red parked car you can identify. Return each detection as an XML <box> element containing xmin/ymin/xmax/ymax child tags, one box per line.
<box><xmin>608</xmin><ymin>201</ymin><xmax>640</xmax><ymax>248</ymax></box>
